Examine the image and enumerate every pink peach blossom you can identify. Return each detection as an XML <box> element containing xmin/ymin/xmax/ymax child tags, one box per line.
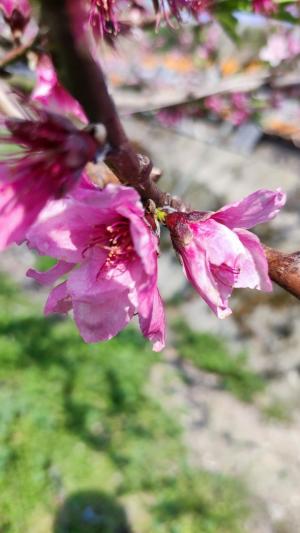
<box><xmin>166</xmin><ymin>189</ymin><xmax>286</xmax><ymax>318</ymax></box>
<box><xmin>27</xmin><ymin>185</ymin><xmax>165</xmax><ymax>351</ymax></box>
<box><xmin>0</xmin><ymin>110</ymin><xmax>98</xmax><ymax>250</ymax></box>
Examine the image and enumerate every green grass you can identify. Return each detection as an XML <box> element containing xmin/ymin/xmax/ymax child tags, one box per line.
<box><xmin>153</xmin><ymin>470</ymin><xmax>248</xmax><ymax>533</ymax></box>
<box><xmin>262</xmin><ymin>400</ymin><xmax>292</xmax><ymax>424</ymax></box>
<box><xmin>34</xmin><ymin>254</ymin><xmax>58</xmax><ymax>273</ymax></box>
<box><xmin>175</xmin><ymin>321</ymin><xmax>265</xmax><ymax>402</ymax></box>
<box><xmin>0</xmin><ymin>274</ymin><xmax>249</xmax><ymax>532</ymax></box>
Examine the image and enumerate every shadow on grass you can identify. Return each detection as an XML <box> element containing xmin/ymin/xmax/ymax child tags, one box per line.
<box><xmin>53</xmin><ymin>490</ymin><xmax>132</xmax><ymax>533</ymax></box>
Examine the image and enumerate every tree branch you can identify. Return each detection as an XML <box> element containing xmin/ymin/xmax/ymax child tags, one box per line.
<box><xmin>40</xmin><ymin>0</ymin><xmax>182</xmax><ymax>209</ymax></box>
<box><xmin>264</xmin><ymin>246</ymin><xmax>300</xmax><ymax>300</ymax></box>
<box><xmin>39</xmin><ymin>0</ymin><xmax>300</xmax><ymax>300</ymax></box>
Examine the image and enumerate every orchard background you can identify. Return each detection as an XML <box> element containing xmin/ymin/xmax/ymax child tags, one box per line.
<box><xmin>1</xmin><ymin>1</ymin><xmax>300</xmax><ymax>531</ymax></box>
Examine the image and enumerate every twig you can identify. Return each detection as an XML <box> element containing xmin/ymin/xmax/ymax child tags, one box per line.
<box><xmin>39</xmin><ymin>0</ymin><xmax>300</xmax><ymax>300</ymax></box>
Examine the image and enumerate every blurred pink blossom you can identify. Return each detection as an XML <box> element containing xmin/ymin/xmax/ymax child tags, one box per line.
<box><xmin>205</xmin><ymin>94</ymin><xmax>224</xmax><ymax>115</ymax></box>
<box><xmin>32</xmin><ymin>55</ymin><xmax>87</xmax><ymax>123</ymax></box>
<box><xmin>260</xmin><ymin>31</ymin><xmax>300</xmax><ymax>66</ymax></box>
<box><xmin>0</xmin><ymin>110</ymin><xmax>98</xmax><ymax>250</ymax></box>
<box><xmin>252</xmin><ymin>0</ymin><xmax>277</xmax><ymax>15</ymax></box>
<box><xmin>230</xmin><ymin>92</ymin><xmax>251</xmax><ymax>125</ymax></box>
<box><xmin>89</xmin><ymin>0</ymin><xmax>120</xmax><ymax>39</ymax></box>
<box><xmin>0</xmin><ymin>0</ymin><xmax>31</xmax><ymax>34</ymax></box>
<box><xmin>205</xmin><ymin>93</ymin><xmax>251</xmax><ymax>126</ymax></box>
<box><xmin>166</xmin><ymin>189</ymin><xmax>286</xmax><ymax>318</ymax></box>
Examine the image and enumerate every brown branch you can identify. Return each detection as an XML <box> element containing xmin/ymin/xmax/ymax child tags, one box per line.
<box><xmin>264</xmin><ymin>246</ymin><xmax>300</xmax><ymax>301</ymax></box>
<box><xmin>39</xmin><ymin>0</ymin><xmax>300</xmax><ymax>300</ymax></box>
<box><xmin>40</xmin><ymin>0</ymin><xmax>182</xmax><ymax>209</ymax></box>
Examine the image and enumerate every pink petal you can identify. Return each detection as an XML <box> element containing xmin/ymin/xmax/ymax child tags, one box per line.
<box><xmin>27</xmin><ymin>199</ymin><xmax>101</xmax><ymax>262</ymax></box>
<box><xmin>65</xmin><ymin>247</ymin><xmax>107</xmax><ymax>297</ymax></box>
<box><xmin>210</xmin><ymin>263</ymin><xmax>237</xmax><ymax>304</ymax></box>
<box><xmin>234</xmin><ymin>229</ymin><xmax>272</xmax><ymax>291</ymax></box>
<box><xmin>0</xmin><ymin>181</ymin><xmax>44</xmax><ymax>250</ymax></box>
<box><xmin>71</xmin><ymin>288</ymin><xmax>135</xmax><ymax>343</ymax></box>
<box><xmin>78</xmin><ymin>184</ymin><xmax>143</xmax><ymax>216</ymax></box>
<box><xmin>195</xmin><ymin>218</ymin><xmax>245</xmax><ymax>266</ymax></box>
<box><xmin>66</xmin><ymin>251</ymin><xmax>137</xmax><ymax>342</ymax></box>
<box><xmin>45</xmin><ymin>281</ymin><xmax>72</xmax><ymax>315</ymax></box>
<box><xmin>180</xmin><ymin>240</ymin><xmax>232</xmax><ymax>319</ymax></box>
<box><xmin>212</xmin><ymin>189</ymin><xmax>286</xmax><ymax>230</ymax></box>
<box><xmin>27</xmin><ymin>260</ymin><xmax>74</xmax><ymax>285</ymax></box>
<box><xmin>139</xmin><ymin>288</ymin><xmax>166</xmax><ymax>352</ymax></box>
<box><xmin>32</xmin><ymin>55</ymin><xmax>87</xmax><ymax>123</ymax></box>
<box><xmin>128</xmin><ymin>214</ymin><xmax>158</xmax><ymax>277</ymax></box>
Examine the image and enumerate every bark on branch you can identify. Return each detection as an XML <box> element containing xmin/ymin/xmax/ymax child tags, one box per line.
<box><xmin>39</xmin><ymin>0</ymin><xmax>300</xmax><ymax>300</ymax></box>
<box><xmin>264</xmin><ymin>247</ymin><xmax>300</xmax><ymax>300</ymax></box>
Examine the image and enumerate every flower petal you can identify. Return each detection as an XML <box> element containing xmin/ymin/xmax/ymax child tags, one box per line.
<box><xmin>66</xmin><ymin>250</ymin><xmax>137</xmax><ymax>342</ymax></box>
<box><xmin>27</xmin><ymin>260</ymin><xmax>74</xmax><ymax>285</ymax></box>
<box><xmin>179</xmin><ymin>239</ymin><xmax>232</xmax><ymax>319</ymax></box>
<box><xmin>0</xmin><ymin>180</ymin><xmax>47</xmax><ymax>250</ymax></box>
<box><xmin>45</xmin><ymin>281</ymin><xmax>72</xmax><ymax>315</ymax></box>
<box><xmin>139</xmin><ymin>288</ymin><xmax>166</xmax><ymax>352</ymax></box>
<box><xmin>212</xmin><ymin>189</ymin><xmax>286</xmax><ymax>230</ymax></box>
<box><xmin>234</xmin><ymin>229</ymin><xmax>272</xmax><ymax>291</ymax></box>
<box><xmin>26</xmin><ymin>199</ymin><xmax>102</xmax><ymax>262</ymax></box>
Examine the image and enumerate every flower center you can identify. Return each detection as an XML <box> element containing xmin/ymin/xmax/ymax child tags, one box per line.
<box><xmin>103</xmin><ymin>220</ymin><xmax>134</xmax><ymax>267</ymax></box>
<box><xmin>84</xmin><ymin>219</ymin><xmax>135</xmax><ymax>275</ymax></box>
